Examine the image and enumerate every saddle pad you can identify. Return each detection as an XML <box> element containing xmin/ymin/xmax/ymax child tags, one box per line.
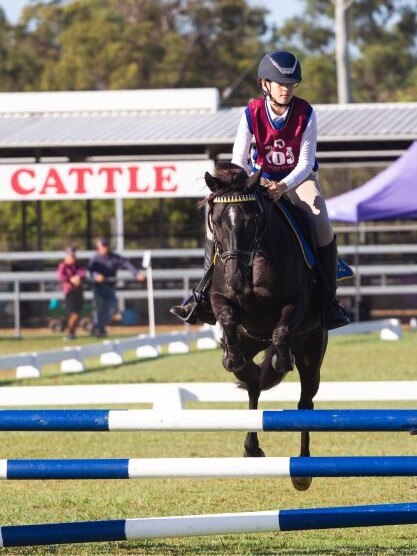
<box><xmin>276</xmin><ymin>201</ymin><xmax>316</xmax><ymax>269</ymax></box>
<box><xmin>276</xmin><ymin>202</ymin><xmax>354</xmax><ymax>281</ymax></box>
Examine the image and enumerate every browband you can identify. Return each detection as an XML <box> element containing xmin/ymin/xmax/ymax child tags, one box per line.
<box><xmin>213</xmin><ymin>194</ymin><xmax>257</xmax><ymax>204</ymax></box>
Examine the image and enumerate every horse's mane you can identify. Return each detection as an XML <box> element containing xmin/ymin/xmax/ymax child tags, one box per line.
<box><xmin>197</xmin><ymin>162</ymin><xmax>251</xmax><ymax>210</ymax></box>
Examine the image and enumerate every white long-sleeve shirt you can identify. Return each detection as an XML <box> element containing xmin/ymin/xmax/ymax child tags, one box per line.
<box><xmin>231</xmin><ymin>97</ymin><xmax>318</xmax><ymax>190</ymax></box>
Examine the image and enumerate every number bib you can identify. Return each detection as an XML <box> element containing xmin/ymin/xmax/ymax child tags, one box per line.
<box><xmin>248</xmin><ymin>96</ymin><xmax>314</xmax><ymax>179</ymax></box>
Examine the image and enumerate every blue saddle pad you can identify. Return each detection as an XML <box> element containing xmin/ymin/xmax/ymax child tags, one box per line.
<box><xmin>276</xmin><ymin>202</ymin><xmax>354</xmax><ymax>281</ymax></box>
<box><xmin>336</xmin><ymin>257</ymin><xmax>355</xmax><ymax>281</ymax></box>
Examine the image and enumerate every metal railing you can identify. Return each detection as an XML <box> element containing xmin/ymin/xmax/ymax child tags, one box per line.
<box><xmin>0</xmin><ymin>245</ymin><xmax>417</xmax><ymax>336</ymax></box>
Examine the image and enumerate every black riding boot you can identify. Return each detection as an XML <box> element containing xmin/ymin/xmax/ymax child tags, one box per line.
<box><xmin>170</xmin><ymin>237</ymin><xmax>216</xmax><ymax>325</ymax></box>
<box><xmin>317</xmin><ymin>236</ymin><xmax>351</xmax><ymax>330</ymax></box>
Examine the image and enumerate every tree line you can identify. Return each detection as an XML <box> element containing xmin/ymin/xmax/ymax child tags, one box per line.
<box><xmin>1</xmin><ymin>0</ymin><xmax>415</xmax><ymax>102</ymax></box>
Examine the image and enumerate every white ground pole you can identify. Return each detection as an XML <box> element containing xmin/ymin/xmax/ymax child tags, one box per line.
<box><xmin>0</xmin><ymin>381</ymin><xmax>416</xmax><ymax>408</ymax></box>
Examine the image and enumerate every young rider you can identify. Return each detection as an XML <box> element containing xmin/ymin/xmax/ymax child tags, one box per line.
<box><xmin>171</xmin><ymin>50</ymin><xmax>350</xmax><ymax>330</ymax></box>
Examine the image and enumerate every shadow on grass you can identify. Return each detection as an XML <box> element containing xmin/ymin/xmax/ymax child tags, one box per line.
<box><xmin>11</xmin><ymin>540</ymin><xmax>417</xmax><ymax>556</ymax></box>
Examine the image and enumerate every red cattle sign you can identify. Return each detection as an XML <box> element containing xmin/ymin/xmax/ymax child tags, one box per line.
<box><xmin>0</xmin><ymin>160</ymin><xmax>213</xmax><ymax>200</ymax></box>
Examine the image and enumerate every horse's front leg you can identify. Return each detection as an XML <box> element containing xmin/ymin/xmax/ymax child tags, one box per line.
<box><xmin>291</xmin><ymin>404</ymin><xmax>313</xmax><ymax>491</ymax></box>
<box><xmin>290</xmin><ymin>327</ymin><xmax>327</xmax><ymax>491</ymax></box>
<box><xmin>243</xmin><ymin>369</ymin><xmax>264</xmax><ymax>458</ymax></box>
<box><xmin>234</xmin><ymin>357</ymin><xmax>264</xmax><ymax>458</ymax></box>
<box><xmin>214</xmin><ymin>299</ymin><xmax>246</xmax><ymax>373</ymax></box>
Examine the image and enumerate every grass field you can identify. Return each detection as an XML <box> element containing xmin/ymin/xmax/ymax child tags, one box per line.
<box><xmin>0</xmin><ymin>330</ymin><xmax>416</xmax><ymax>555</ymax></box>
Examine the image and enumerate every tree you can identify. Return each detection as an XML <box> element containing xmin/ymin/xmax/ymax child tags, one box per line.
<box><xmin>270</xmin><ymin>0</ymin><xmax>417</xmax><ymax>103</ymax></box>
<box><xmin>6</xmin><ymin>0</ymin><xmax>266</xmax><ymax>99</ymax></box>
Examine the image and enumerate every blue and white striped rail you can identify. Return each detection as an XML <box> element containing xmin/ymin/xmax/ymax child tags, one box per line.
<box><xmin>0</xmin><ymin>503</ymin><xmax>416</xmax><ymax>547</ymax></box>
<box><xmin>1</xmin><ymin>456</ymin><xmax>417</xmax><ymax>480</ymax></box>
<box><xmin>0</xmin><ymin>409</ymin><xmax>416</xmax><ymax>432</ymax></box>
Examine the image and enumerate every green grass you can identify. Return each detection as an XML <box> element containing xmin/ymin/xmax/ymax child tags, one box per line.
<box><xmin>0</xmin><ymin>331</ymin><xmax>416</xmax><ymax>554</ymax></box>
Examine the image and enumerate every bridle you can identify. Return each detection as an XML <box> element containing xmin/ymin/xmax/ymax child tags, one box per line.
<box><xmin>211</xmin><ymin>192</ymin><xmax>272</xmax><ymax>271</ymax></box>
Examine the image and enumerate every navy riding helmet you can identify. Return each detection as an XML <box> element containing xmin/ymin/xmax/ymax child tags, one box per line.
<box><xmin>258</xmin><ymin>51</ymin><xmax>302</xmax><ymax>84</ymax></box>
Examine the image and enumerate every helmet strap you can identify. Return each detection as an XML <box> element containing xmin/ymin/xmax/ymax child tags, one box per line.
<box><xmin>263</xmin><ymin>91</ymin><xmax>292</xmax><ymax>109</ymax></box>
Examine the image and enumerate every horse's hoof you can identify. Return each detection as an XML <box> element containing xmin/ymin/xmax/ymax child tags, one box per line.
<box><xmin>271</xmin><ymin>353</ymin><xmax>282</xmax><ymax>373</ymax></box>
<box><xmin>272</xmin><ymin>351</ymin><xmax>294</xmax><ymax>374</ymax></box>
<box><xmin>244</xmin><ymin>447</ymin><xmax>265</xmax><ymax>457</ymax></box>
<box><xmin>291</xmin><ymin>476</ymin><xmax>312</xmax><ymax>491</ymax></box>
<box><xmin>222</xmin><ymin>354</ymin><xmax>246</xmax><ymax>373</ymax></box>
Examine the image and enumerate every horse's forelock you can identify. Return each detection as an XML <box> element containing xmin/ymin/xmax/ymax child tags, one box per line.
<box><xmin>213</xmin><ymin>164</ymin><xmax>248</xmax><ymax>193</ymax></box>
<box><xmin>197</xmin><ymin>163</ymin><xmax>251</xmax><ymax>210</ymax></box>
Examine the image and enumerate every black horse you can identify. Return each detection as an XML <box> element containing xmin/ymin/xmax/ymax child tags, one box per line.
<box><xmin>202</xmin><ymin>163</ymin><xmax>328</xmax><ymax>491</ymax></box>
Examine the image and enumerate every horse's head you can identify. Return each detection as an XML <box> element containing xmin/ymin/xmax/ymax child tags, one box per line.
<box><xmin>203</xmin><ymin>162</ymin><xmax>263</xmax><ymax>295</ymax></box>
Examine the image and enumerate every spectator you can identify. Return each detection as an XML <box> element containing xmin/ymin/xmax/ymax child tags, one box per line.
<box><xmin>57</xmin><ymin>247</ymin><xmax>86</xmax><ymax>340</ymax></box>
<box><xmin>88</xmin><ymin>238</ymin><xmax>145</xmax><ymax>337</ymax></box>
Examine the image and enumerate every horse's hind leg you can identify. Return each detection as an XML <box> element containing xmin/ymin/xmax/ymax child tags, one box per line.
<box><xmin>260</xmin><ymin>303</ymin><xmax>302</xmax><ymax>391</ymax></box>
<box><xmin>290</xmin><ymin>326</ymin><xmax>328</xmax><ymax>491</ymax></box>
<box><xmin>234</xmin><ymin>350</ymin><xmax>265</xmax><ymax>458</ymax></box>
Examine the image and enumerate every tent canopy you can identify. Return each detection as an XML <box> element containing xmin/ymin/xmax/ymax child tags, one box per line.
<box><xmin>326</xmin><ymin>141</ymin><xmax>417</xmax><ymax>222</ymax></box>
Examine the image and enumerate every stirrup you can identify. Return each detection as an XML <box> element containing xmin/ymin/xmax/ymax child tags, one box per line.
<box><xmin>170</xmin><ymin>299</ymin><xmax>199</xmax><ymax>324</ymax></box>
<box><xmin>170</xmin><ymin>289</ymin><xmax>216</xmax><ymax>325</ymax></box>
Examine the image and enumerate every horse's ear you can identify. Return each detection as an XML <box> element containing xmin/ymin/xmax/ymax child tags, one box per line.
<box><xmin>246</xmin><ymin>168</ymin><xmax>263</xmax><ymax>192</ymax></box>
<box><xmin>205</xmin><ymin>171</ymin><xmax>218</xmax><ymax>192</ymax></box>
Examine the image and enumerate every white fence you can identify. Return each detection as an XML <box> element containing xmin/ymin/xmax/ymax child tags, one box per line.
<box><xmin>1</xmin><ymin>244</ymin><xmax>417</xmax><ymax>336</ymax></box>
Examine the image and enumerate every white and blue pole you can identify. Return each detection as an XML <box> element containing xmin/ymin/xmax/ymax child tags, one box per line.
<box><xmin>1</xmin><ymin>456</ymin><xmax>417</xmax><ymax>480</ymax></box>
<box><xmin>0</xmin><ymin>503</ymin><xmax>416</xmax><ymax>547</ymax></box>
<box><xmin>0</xmin><ymin>409</ymin><xmax>416</xmax><ymax>432</ymax></box>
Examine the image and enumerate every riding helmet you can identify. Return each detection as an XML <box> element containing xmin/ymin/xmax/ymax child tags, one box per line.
<box><xmin>258</xmin><ymin>50</ymin><xmax>302</xmax><ymax>84</ymax></box>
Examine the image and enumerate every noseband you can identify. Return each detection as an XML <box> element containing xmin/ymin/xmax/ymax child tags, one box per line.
<box><xmin>212</xmin><ymin>193</ymin><xmax>265</xmax><ymax>269</ymax></box>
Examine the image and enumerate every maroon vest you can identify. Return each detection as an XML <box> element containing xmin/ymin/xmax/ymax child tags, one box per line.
<box><xmin>248</xmin><ymin>96</ymin><xmax>314</xmax><ymax>179</ymax></box>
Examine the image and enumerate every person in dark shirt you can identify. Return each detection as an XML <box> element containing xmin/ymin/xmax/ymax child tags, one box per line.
<box><xmin>57</xmin><ymin>247</ymin><xmax>86</xmax><ymax>340</ymax></box>
<box><xmin>88</xmin><ymin>238</ymin><xmax>145</xmax><ymax>337</ymax></box>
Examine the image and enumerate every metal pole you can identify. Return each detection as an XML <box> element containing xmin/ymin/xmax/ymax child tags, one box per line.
<box><xmin>114</xmin><ymin>198</ymin><xmax>125</xmax><ymax>312</ymax></box>
<box><xmin>353</xmin><ymin>224</ymin><xmax>360</xmax><ymax>321</ymax></box>
<box><xmin>114</xmin><ymin>198</ymin><xmax>124</xmax><ymax>253</ymax></box>
<box><xmin>142</xmin><ymin>251</ymin><xmax>155</xmax><ymax>337</ymax></box>
<box><xmin>334</xmin><ymin>0</ymin><xmax>352</xmax><ymax>103</ymax></box>
<box><xmin>86</xmin><ymin>200</ymin><xmax>93</xmax><ymax>249</ymax></box>
<box><xmin>14</xmin><ymin>281</ymin><xmax>21</xmax><ymax>339</ymax></box>
<box><xmin>183</xmin><ymin>276</ymin><xmax>190</xmax><ymax>331</ymax></box>
<box><xmin>36</xmin><ymin>201</ymin><xmax>43</xmax><ymax>252</ymax></box>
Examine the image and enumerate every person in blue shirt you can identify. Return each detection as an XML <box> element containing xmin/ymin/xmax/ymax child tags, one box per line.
<box><xmin>88</xmin><ymin>238</ymin><xmax>145</xmax><ymax>337</ymax></box>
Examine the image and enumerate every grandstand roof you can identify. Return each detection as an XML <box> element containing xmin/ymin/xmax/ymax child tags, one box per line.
<box><xmin>0</xmin><ymin>89</ymin><xmax>415</xmax><ymax>157</ymax></box>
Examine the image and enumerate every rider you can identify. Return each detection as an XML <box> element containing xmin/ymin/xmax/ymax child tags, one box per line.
<box><xmin>171</xmin><ymin>50</ymin><xmax>350</xmax><ymax>330</ymax></box>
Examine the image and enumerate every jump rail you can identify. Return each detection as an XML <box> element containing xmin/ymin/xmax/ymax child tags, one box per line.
<box><xmin>1</xmin><ymin>503</ymin><xmax>416</xmax><ymax>547</ymax></box>
<box><xmin>1</xmin><ymin>456</ymin><xmax>417</xmax><ymax>480</ymax></box>
<box><xmin>0</xmin><ymin>409</ymin><xmax>416</xmax><ymax>432</ymax></box>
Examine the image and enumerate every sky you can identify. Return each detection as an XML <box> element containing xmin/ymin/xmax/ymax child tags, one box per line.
<box><xmin>0</xmin><ymin>0</ymin><xmax>304</xmax><ymax>25</ymax></box>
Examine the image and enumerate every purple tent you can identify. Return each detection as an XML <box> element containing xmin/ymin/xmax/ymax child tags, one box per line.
<box><xmin>326</xmin><ymin>141</ymin><xmax>417</xmax><ymax>222</ymax></box>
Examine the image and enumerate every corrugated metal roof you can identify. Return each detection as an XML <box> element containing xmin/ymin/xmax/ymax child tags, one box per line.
<box><xmin>0</xmin><ymin>108</ymin><xmax>244</xmax><ymax>147</ymax></box>
<box><xmin>315</xmin><ymin>103</ymin><xmax>417</xmax><ymax>141</ymax></box>
<box><xmin>0</xmin><ymin>93</ymin><xmax>416</xmax><ymax>148</ymax></box>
